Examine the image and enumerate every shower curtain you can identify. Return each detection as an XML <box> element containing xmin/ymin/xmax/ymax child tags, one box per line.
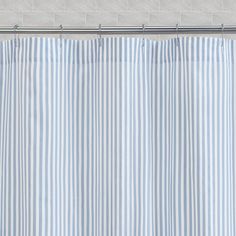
<box><xmin>0</xmin><ymin>36</ymin><xmax>235</xmax><ymax>236</ymax></box>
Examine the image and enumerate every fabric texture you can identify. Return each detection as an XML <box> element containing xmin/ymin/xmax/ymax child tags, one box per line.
<box><xmin>0</xmin><ymin>36</ymin><xmax>235</xmax><ymax>236</ymax></box>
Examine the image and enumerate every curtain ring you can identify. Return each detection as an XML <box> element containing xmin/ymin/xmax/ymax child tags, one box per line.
<box><xmin>142</xmin><ymin>24</ymin><xmax>145</xmax><ymax>47</ymax></box>
<box><xmin>98</xmin><ymin>24</ymin><xmax>102</xmax><ymax>47</ymax></box>
<box><xmin>176</xmin><ymin>23</ymin><xmax>179</xmax><ymax>47</ymax></box>
<box><xmin>221</xmin><ymin>23</ymin><xmax>224</xmax><ymax>47</ymax></box>
<box><xmin>14</xmin><ymin>24</ymin><xmax>19</xmax><ymax>47</ymax></box>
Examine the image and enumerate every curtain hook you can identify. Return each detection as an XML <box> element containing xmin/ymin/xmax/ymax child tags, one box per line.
<box><xmin>98</xmin><ymin>24</ymin><xmax>102</xmax><ymax>47</ymax></box>
<box><xmin>142</xmin><ymin>24</ymin><xmax>145</xmax><ymax>47</ymax></box>
<box><xmin>59</xmin><ymin>24</ymin><xmax>63</xmax><ymax>49</ymax></box>
<box><xmin>221</xmin><ymin>23</ymin><xmax>224</xmax><ymax>47</ymax></box>
<box><xmin>14</xmin><ymin>24</ymin><xmax>19</xmax><ymax>47</ymax></box>
<box><xmin>176</xmin><ymin>23</ymin><xmax>179</xmax><ymax>47</ymax></box>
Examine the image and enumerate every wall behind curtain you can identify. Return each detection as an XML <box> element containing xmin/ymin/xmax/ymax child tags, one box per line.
<box><xmin>0</xmin><ymin>36</ymin><xmax>236</xmax><ymax>236</ymax></box>
<box><xmin>1</xmin><ymin>0</ymin><xmax>236</xmax><ymax>41</ymax></box>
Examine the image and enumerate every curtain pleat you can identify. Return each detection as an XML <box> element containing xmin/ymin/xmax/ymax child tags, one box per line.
<box><xmin>0</xmin><ymin>36</ymin><xmax>235</xmax><ymax>236</ymax></box>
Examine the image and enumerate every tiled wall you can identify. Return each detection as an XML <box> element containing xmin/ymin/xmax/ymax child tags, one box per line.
<box><xmin>0</xmin><ymin>0</ymin><xmax>236</xmax><ymax>40</ymax></box>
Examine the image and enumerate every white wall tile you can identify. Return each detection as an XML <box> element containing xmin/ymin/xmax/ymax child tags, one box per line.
<box><xmin>222</xmin><ymin>0</ymin><xmax>236</xmax><ymax>10</ymax></box>
<box><xmin>127</xmin><ymin>0</ymin><xmax>159</xmax><ymax>11</ymax></box>
<box><xmin>160</xmin><ymin>0</ymin><xmax>192</xmax><ymax>11</ymax></box>
<box><xmin>0</xmin><ymin>0</ymin><xmax>15</xmax><ymax>10</ymax></box>
<box><xmin>86</xmin><ymin>12</ymin><xmax>118</xmax><ymax>25</ymax></box>
<box><xmin>23</xmin><ymin>12</ymin><xmax>55</xmax><ymax>25</ymax></box>
<box><xmin>55</xmin><ymin>12</ymin><xmax>86</xmax><ymax>26</ymax></box>
<box><xmin>15</xmin><ymin>0</ymin><xmax>32</xmax><ymax>11</ymax></box>
<box><xmin>118</xmin><ymin>12</ymin><xmax>149</xmax><ymax>25</ymax></box>
<box><xmin>0</xmin><ymin>12</ymin><xmax>23</xmax><ymax>25</ymax></box>
<box><xmin>181</xmin><ymin>12</ymin><xmax>213</xmax><ymax>25</ymax></box>
<box><xmin>96</xmin><ymin>0</ymin><xmax>127</xmax><ymax>11</ymax></box>
<box><xmin>149</xmin><ymin>11</ymin><xmax>180</xmax><ymax>25</ymax></box>
<box><xmin>65</xmin><ymin>0</ymin><xmax>98</xmax><ymax>11</ymax></box>
<box><xmin>192</xmin><ymin>0</ymin><xmax>222</xmax><ymax>11</ymax></box>
<box><xmin>33</xmin><ymin>0</ymin><xmax>65</xmax><ymax>11</ymax></box>
<box><xmin>212</xmin><ymin>11</ymin><xmax>236</xmax><ymax>24</ymax></box>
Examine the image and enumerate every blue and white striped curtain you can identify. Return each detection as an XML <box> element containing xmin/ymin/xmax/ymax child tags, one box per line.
<box><xmin>0</xmin><ymin>37</ymin><xmax>235</xmax><ymax>236</ymax></box>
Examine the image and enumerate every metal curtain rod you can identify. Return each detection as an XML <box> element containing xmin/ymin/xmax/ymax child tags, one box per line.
<box><xmin>0</xmin><ymin>24</ymin><xmax>236</xmax><ymax>34</ymax></box>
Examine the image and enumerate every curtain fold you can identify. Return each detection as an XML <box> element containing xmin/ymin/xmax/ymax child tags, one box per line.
<box><xmin>0</xmin><ymin>36</ymin><xmax>235</xmax><ymax>236</ymax></box>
